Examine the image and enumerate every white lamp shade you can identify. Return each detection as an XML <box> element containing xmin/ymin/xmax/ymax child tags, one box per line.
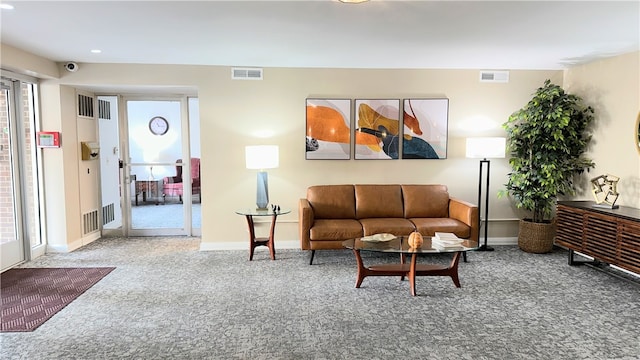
<box><xmin>245</xmin><ymin>145</ymin><xmax>279</xmax><ymax>170</ymax></box>
<box><xmin>466</xmin><ymin>137</ymin><xmax>506</xmax><ymax>159</ymax></box>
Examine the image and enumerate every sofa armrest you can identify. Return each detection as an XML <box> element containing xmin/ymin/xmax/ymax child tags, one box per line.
<box><xmin>299</xmin><ymin>199</ymin><xmax>315</xmax><ymax>250</ymax></box>
<box><xmin>449</xmin><ymin>198</ymin><xmax>479</xmax><ymax>242</ymax></box>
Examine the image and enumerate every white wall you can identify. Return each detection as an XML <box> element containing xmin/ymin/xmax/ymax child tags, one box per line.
<box><xmin>126</xmin><ymin>100</ymin><xmax>183</xmax><ymax>180</ymax></box>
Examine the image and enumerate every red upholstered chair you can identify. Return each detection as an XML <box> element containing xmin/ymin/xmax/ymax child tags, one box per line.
<box><xmin>162</xmin><ymin>158</ymin><xmax>201</xmax><ymax>203</ymax></box>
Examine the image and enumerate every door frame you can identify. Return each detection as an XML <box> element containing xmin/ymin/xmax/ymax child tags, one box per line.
<box><xmin>0</xmin><ymin>73</ymin><xmax>45</xmax><ymax>271</ymax></box>
<box><xmin>120</xmin><ymin>95</ymin><xmax>194</xmax><ymax>236</ymax></box>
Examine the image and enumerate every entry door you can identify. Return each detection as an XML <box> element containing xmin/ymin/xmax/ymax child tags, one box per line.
<box><xmin>1</xmin><ymin>77</ymin><xmax>42</xmax><ymax>271</ymax></box>
<box><xmin>122</xmin><ymin>98</ymin><xmax>194</xmax><ymax>236</ymax></box>
<box><xmin>0</xmin><ymin>82</ymin><xmax>24</xmax><ymax>270</ymax></box>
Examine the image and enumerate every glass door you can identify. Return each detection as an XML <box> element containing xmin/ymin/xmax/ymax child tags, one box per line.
<box><xmin>0</xmin><ymin>77</ymin><xmax>42</xmax><ymax>271</ymax></box>
<box><xmin>122</xmin><ymin>98</ymin><xmax>195</xmax><ymax>236</ymax></box>
<box><xmin>0</xmin><ymin>82</ymin><xmax>23</xmax><ymax>270</ymax></box>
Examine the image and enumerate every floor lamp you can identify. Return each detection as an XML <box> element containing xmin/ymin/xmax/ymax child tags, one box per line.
<box><xmin>466</xmin><ymin>137</ymin><xmax>506</xmax><ymax>251</ymax></box>
<box><xmin>245</xmin><ymin>145</ymin><xmax>279</xmax><ymax>210</ymax></box>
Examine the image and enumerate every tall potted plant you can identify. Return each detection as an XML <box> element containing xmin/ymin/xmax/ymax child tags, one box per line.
<box><xmin>501</xmin><ymin>79</ymin><xmax>595</xmax><ymax>253</ymax></box>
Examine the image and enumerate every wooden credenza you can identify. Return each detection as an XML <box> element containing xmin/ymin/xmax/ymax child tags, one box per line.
<box><xmin>556</xmin><ymin>201</ymin><xmax>640</xmax><ymax>275</ymax></box>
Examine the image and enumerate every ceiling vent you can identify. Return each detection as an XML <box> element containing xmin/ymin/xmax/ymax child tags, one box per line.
<box><xmin>231</xmin><ymin>67</ymin><xmax>263</xmax><ymax>80</ymax></box>
<box><xmin>479</xmin><ymin>70</ymin><xmax>509</xmax><ymax>83</ymax></box>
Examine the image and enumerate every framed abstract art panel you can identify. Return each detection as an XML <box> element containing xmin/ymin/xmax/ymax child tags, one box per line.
<box><xmin>305</xmin><ymin>99</ymin><xmax>351</xmax><ymax>160</ymax></box>
<box><xmin>354</xmin><ymin>99</ymin><xmax>400</xmax><ymax>160</ymax></box>
<box><xmin>402</xmin><ymin>98</ymin><xmax>449</xmax><ymax>159</ymax></box>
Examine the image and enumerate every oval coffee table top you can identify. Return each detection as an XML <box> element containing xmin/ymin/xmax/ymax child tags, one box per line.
<box><xmin>343</xmin><ymin>236</ymin><xmax>478</xmax><ymax>254</ymax></box>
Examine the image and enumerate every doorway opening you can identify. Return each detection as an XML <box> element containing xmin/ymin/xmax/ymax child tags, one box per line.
<box><xmin>99</xmin><ymin>95</ymin><xmax>201</xmax><ymax>237</ymax></box>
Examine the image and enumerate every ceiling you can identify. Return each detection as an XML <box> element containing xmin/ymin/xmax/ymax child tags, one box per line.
<box><xmin>1</xmin><ymin>0</ymin><xmax>638</xmax><ymax>71</ymax></box>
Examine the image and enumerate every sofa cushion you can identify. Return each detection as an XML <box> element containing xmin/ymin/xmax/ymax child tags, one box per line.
<box><xmin>310</xmin><ymin>219</ymin><xmax>363</xmax><ymax>240</ymax></box>
<box><xmin>307</xmin><ymin>185</ymin><xmax>355</xmax><ymax>219</ymax></box>
<box><xmin>402</xmin><ymin>184</ymin><xmax>450</xmax><ymax>218</ymax></box>
<box><xmin>409</xmin><ymin>218</ymin><xmax>471</xmax><ymax>238</ymax></box>
<box><xmin>359</xmin><ymin>218</ymin><xmax>416</xmax><ymax>236</ymax></box>
<box><xmin>355</xmin><ymin>185</ymin><xmax>404</xmax><ymax>219</ymax></box>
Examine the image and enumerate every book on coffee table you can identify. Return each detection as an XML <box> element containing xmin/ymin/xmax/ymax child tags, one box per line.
<box><xmin>432</xmin><ymin>232</ymin><xmax>464</xmax><ymax>249</ymax></box>
<box><xmin>431</xmin><ymin>242</ymin><xmax>465</xmax><ymax>250</ymax></box>
<box><xmin>433</xmin><ymin>232</ymin><xmax>461</xmax><ymax>241</ymax></box>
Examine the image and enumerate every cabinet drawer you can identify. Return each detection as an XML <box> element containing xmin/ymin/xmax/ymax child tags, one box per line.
<box><xmin>556</xmin><ymin>205</ymin><xmax>584</xmax><ymax>250</ymax></box>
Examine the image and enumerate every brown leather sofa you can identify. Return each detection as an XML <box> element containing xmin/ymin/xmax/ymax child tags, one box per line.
<box><xmin>299</xmin><ymin>184</ymin><xmax>479</xmax><ymax>264</ymax></box>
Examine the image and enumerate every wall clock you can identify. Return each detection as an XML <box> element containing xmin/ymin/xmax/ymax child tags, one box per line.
<box><xmin>148</xmin><ymin>116</ymin><xmax>169</xmax><ymax>135</ymax></box>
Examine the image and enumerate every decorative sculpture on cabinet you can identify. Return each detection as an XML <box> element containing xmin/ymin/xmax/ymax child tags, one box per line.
<box><xmin>590</xmin><ymin>174</ymin><xmax>619</xmax><ymax>209</ymax></box>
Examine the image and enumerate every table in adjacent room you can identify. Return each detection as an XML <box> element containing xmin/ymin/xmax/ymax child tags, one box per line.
<box><xmin>135</xmin><ymin>180</ymin><xmax>161</xmax><ymax>205</ymax></box>
<box><xmin>235</xmin><ymin>208</ymin><xmax>291</xmax><ymax>261</ymax></box>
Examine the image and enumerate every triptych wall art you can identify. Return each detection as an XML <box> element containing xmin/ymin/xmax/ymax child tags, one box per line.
<box><xmin>305</xmin><ymin>98</ymin><xmax>449</xmax><ymax>160</ymax></box>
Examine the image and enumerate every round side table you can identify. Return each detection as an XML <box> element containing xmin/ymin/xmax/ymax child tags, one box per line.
<box><xmin>235</xmin><ymin>208</ymin><xmax>291</xmax><ymax>260</ymax></box>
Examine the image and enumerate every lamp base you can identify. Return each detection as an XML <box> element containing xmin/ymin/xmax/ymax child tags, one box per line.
<box><xmin>477</xmin><ymin>244</ymin><xmax>494</xmax><ymax>251</ymax></box>
<box><xmin>256</xmin><ymin>171</ymin><xmax>269</xmax><ymax>211</ymax></box>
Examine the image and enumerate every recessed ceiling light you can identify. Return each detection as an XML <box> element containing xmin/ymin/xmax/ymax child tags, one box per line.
<box><xmin>339</xmin><ymin>0</ymin><xmax>369</xmax><ymax>3</ymax></box>
<box><xmin>0</xmin><ymin>4</ymin><xmax>15</xmax><ymax>10</ymax></box>
<box><xmin>91</xmin><ymin>49</ymin><xmax>102</xmax><ymax>54</ymax></box>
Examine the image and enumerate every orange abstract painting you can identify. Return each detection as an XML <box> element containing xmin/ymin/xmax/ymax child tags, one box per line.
<box><xmin>306</xmin><ymin>99</ymin><xmax>351</xmax><ymax>159</ymax></box>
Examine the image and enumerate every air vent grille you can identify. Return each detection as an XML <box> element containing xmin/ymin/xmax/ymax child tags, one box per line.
<box><xmin>77</xmin><ymin>94</ymin><xmax>94</xmax><ymax>118</ymax></box>
<box><xmin>231</xmin><ymin>67</ymin><xmax>263</xmax><ymax>80</ymax></box>
<box><xmin>102</xmin><ymin>203</ymin><xmax>115</xmax><ymax>225</ymax></box>
<box><xmin>83</xmin><ymin>209</ymin><xmax>99</xmax><ymax>235</ymax></box>
<box><xmin>479</xmin><ymin>71</ymin><xmax>510</xmax><ymax>83</ymax></box>
<box><xmin>98</xmin><ymin>99</ymin><xmax>111</xmax><ymax>120</ymax></box>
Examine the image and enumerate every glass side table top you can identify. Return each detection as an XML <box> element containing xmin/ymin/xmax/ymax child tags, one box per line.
<box><xmin>343</xmin><ymin>236</ymin><xmax>479</xmax><ymax>254</ymax></box>
<box><xmin>235</xmin><ymin>208</ymin><xmax>291</xmax><ymax>216</ymax></box>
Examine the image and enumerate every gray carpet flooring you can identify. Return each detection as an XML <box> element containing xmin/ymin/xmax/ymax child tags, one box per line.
<box><xmin>1</xmin><ymin>237</ymin><xmax>639</xmax><ymax>360</ymax></box>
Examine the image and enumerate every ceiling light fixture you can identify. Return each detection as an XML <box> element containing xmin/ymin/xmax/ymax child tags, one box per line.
<box><xmin>91</xmin><ymin>49</ymin><xmax>102</xmax><ymax>54</ymax></box>
<box><xmin>339</xmin><ymin>0</ymin><xmax>369</xmax><ymax>3</ymax></box>
<box><xmin>0</xmin><ymin>4</ymin><xmax>15</xmax><ymax>10</ymax></box>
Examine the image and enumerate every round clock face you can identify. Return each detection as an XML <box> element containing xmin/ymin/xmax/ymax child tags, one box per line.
<box><xmin>148</xmin><ymin>116</ymin><xmax>169</xmax><ymax>135</ymax></box>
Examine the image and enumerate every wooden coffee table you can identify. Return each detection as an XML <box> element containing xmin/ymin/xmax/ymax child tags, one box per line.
<box><xmin>343</xmin><ymin>236</ymin><xmax>478</xmax><ymax>296</ymax></box>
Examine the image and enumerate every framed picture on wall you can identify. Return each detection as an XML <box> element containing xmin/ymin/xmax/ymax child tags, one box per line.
<box><xmin>354</xmin><ymin>99</ymin><xmax>400</xmax><ymax>160</ymax></box>
<box><xmin>402</xmin><ymin>98</ymin><xmax>449</xmax><ymax>159</ymax></box>
<box><xmin>305</xmin><ymin>98</ymin><xmax>351</xmax><ymax>160</ymax></box>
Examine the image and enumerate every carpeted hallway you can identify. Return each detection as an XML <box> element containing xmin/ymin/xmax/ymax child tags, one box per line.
<box><xmin>1</xmin><ymin>237</ymin><xmax>639</xmax><ymax>360</ymax></box>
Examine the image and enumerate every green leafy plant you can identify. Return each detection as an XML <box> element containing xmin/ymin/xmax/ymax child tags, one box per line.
<box><xmin>500</xmin><ymin>79</ymin><xmax>595</xmax><ymax>223</ymax></box>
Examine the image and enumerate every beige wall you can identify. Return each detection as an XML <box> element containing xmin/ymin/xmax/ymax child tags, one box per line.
<box><xmin>38</xmin><ymin>84</ymin><xmax>80</xmax><ymax>250</ymax></box>
<box><xmin>201</xmin><ymin>68</ymin><xmax>563</xmax><ymax>247</ymax></box>
<box><xmin>5</xmin><ymin>43</ymin><xmax>638</xmax><ymax>252</ymax></box>
<box><xmin>563</xmin><ymin>51</ymin><xmax>640</xmax><ymax>208</ymax></box>
<box><xmin>50</xmin><ymin>64</ymin><xmax>560</xmax><ymax>248</ymax></box>
<box><xmin>0</xmin><ymin>43</ymin><xmax>59</xmax><ymax>79</ymax></box>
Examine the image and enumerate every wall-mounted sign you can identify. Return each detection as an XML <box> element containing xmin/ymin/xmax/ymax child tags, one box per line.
<box><xmin>36</xmin><ymin>131</ymin><xmax>61</xmax><ymax>148</ymax></box>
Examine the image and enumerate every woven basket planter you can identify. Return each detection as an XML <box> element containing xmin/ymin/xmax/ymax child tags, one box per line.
<box><xmin>518</xmin><ymin>219</ymin><xmax>556</xmax><ymax>253</ymax></box>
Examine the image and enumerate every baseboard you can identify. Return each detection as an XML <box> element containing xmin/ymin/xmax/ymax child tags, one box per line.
<box><xmin>46</xmin><ymin>232</ymin><xmax>101</xmax><ymax>253</ymax></box>
<box><xmin>200</xmin><ymin>238</ymin><xmax>517</xmax><ymax>251</ymax></box>
<box><xmin>200</xmin><ymin>240</ymin><xmax>300</xmax><ymax>251</ymax></box>
<box><xmin>488</xmin><ymin>237</ymin><xmax>518</xmax><ymax>246</ymax></box>
<box><xmin>83</xmin><ymin>232</ymin><xmax>101</xmax><ymax>246</ymax></box>
<box><xmin>46</xmin><ymin>243</ymin><xmax>72</xmax><ymax>253</ymax></box>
